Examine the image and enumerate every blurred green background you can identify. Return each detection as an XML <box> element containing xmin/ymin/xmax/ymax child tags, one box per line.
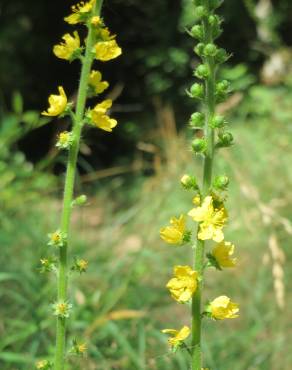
<box><xmin>0</xmin><ymin>0</ymin><xmax>292</xmax><ymax>369</ymax></box>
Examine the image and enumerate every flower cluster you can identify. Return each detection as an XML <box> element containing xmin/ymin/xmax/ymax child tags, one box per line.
<box><xmin>160</xmin><ymin>0</ymin><xmax>240</xmax><ymax>365</ymax></box>
<box><xmin>39</xmin><ymin>1</ymin><xmax>122</xmax><ymax>367</ymax></box>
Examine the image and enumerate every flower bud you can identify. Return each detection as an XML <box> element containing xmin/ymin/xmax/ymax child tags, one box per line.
<box><xmin>208</xmin><ymin>15</ymin><xmax>222</xmax><ymax>39</ymax></box>
<box><xmin>190</xmin><ymin>112</ymin><xmax>205</xmax><ymax>128</ymax></box>
<box><xmin>195</xmin><ymin>6</ymin><xmax>208</xmax><ymax>19</ymax></box>
<box><xmin>217</xmin><ymin>132</ymin><xmax>234</xmax><ymax>147</ymax></box>
<box><xmin>191</xmin><ymin>137</ymin><xmax>207</xmax><ymax>154</ymax></box>
<box><xmin>180</xmin><ymin>174</ymin><xmax>198</xmax><ymax>190</ymax></box>
<box><xmin>213</xmin><ymin>175</ymin><xmax>229</xmax><ymax>190</ymax></box>
<box><xmin>191</xmin><ymin>25</ymin><xmax>203</xmax><ymax>40</ymax></box>
<box><xmin>72</xmin><ymin>194</ymin><xmax>87</xmax><ymax>207</ymax></box>
<box><xmin>204</xmin><ymin>43</ymin><xmax>218</xmax><ymax>57</ymax></box>
<box><xmin>216</xmin><ymin>80</ymin><xmax>230</xmax><ymax>93</ymax></box>
<box><xmin>194</xmin><ymin>43</ymin><xmax>205</xmax><ymax>57</ymax></box>
<box><xmin>210</xmin><ymin>115</ymin><xmax>226</xmax><ymax>128</ymax></box>
<box><xmin>195</xmin><ymin>64</ymin><xmax>209</xmax><ymax>79</ymax></box>
<box><xmin>215</xmin><ymin>48</ymin><xmax>229</xmax><ymax>64</ymax></box>
<box><xmin>190</xmin><ymin>83</ymin><xmax>204</xmax><ymax>99</ymax></box>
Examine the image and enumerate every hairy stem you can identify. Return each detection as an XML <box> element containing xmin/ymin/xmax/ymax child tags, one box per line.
<box><xmin>191</xmin><ymin>2</ymin><xmax>216</xmax><ymax>369</ymax></box>
<box><xmin>54</xmin><ymin>1</ymin><xmax>103</xmax><ymax>369</ymax></box>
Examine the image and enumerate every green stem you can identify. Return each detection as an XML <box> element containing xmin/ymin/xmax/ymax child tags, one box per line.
<box><xmin>191</xmin><ymin>2</ymin><xmax>216</xmax><ymax>369</ymax></box>
<box><xmin>54</xmin><ymin>1</ymin><xmax>103</xmax><ymax>369</ymax></box>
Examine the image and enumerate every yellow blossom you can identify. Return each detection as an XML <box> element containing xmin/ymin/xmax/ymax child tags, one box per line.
<box><xmin>188</xmin><ymin>195</ymin><xmax>227</xmax><ymax>242</ymax></box>
<box><xmin>88</xmin><ymin>99</ymin><xmax>118</xmax><ymax>132</ymax></box>
<box><xmin>212</xmin><ymin>241</ymin><xmax>237</xmax><ymax>268</ymax></box>
<box><xmin>56</xmin><ymin>131</ymin><xmax>73</xmax><ymax>149</ymax></box>
<box><xmin>36</xmin><ymin>360</ymin><xmax>49</xmax><ymax>369</ymax></box>
<box><xmin>77</xmin><ymin>343</ymin><xmax>87</xmax><ymax>354</ymax></box>
<box><xmin>99</xmin><ymin>27</ymin><xmax>116</xmax><ymax>41</ymax></box>
<box><xmin>166</xmin><ymin>266</ymin><xmax>198</xmax><ymax>303</ymax></box>
<box><xmin>192</xmin><ymin>194</ymin><xmax>201</xmax><ymax>205</ymax></box>
<box><xmin>52</xmin><ymin>301</ymin><xmax>73</xmax><ymax>318</ymax></box>
<box><xmin>89</xmin><ymin>70</ymin><xmax>109</xmax><ymax>94</ymax></box>
<box><xmin>160</xmin><ymin>215</ymin><xmax>186</xmax><ymax>245</ymax></box>
<box><xmin>42</xmin><ymin>87</ymin><xmax>67</xmax><ymax>117</ymax></box>
<box><xmin>161</xmin><ymin>326</ymin><xmax>190</xmax><ymax>348</ymax></box>
<box><xmin>210</xmin><ymin>296</ymin><xmax>239</xmax><ymax>320</ymax></box>
<box><xmin>53</xmin><ymin>32</ymin><xmax>80</xmax><ymax>60</ymax></box>
<box><xmin>91</xmin><ymin>16</ymin><xmax>101</xmax><ymax>26</ymax></box>
<box><xmin>94</xmin><ymin>40</ymin><xmax>122</xmax><ymax>61</ymax></box>
<box><xmin>64</xmin><ymin>0</ymin><xmax>95</xmax><ymax>24</ymax></box>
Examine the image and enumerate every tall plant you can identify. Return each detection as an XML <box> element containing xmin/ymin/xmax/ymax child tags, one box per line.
<box><xmin>37</xmin><ymin>1</ymin><xmax>121</xmax><ymax>369</ymax></box>
<box><xmin>160</xmin><ymin>0</ymin><xmax>239</xmax><ymax>369</ymax></box>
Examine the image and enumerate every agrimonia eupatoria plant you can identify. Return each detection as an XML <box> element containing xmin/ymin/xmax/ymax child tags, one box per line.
<box><xmin>160</xmin><ymin>0</ymin><xmax>239</xmax><ymax>369</ymax></box>
<box><xmin>37</xmin><ymin>1</ymin><xmax>121</xmax><ymax>369</ymax></box>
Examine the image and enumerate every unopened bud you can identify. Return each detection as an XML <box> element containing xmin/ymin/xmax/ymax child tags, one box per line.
<box><xmin>190</xmin><ymin>112</ymin><xmax>205</xmax><ymax>128</ymax></box>
<box><xmin>217</xmin><ymin>132</ymin><xmax>234</xmax><ymax>147</ymax></box>
<box><xmin>72</xmin><ymin>194</ymin><xmax>87</xmax><ymax>207</ymax></box>
<box><xmin>210</xmin><ymin>115</ymin><xmax>226</xmax><ymax>128</ymax></box>
<box><xmin>180</xmin><ymin>174</ymin><xmax>198</xmax><ymax>190</ymax></box>
<box><xmin>190</xmin><ymin>83</ymin><xmax>204</xmax><ymax>99</ymax></box>
<box><xmin>215</xmin><ymin>48</ymin><xmax>229</xmax><ymax>64</ymax></box>
<box><xmin>191</xmin><ymin>137</ymin><xmax>207</xmax><ymax>153</ymax></box>
<box><xmin>204</xmin><ymin>43</ymin><xmax>218</xmax><ymax>57</ymax></box>
<box><xmin>195</xmin><ymin>6</ymin><xmax>208</xmax><ymax>19</ymax></box>
<box><xmin>213</xmin><ymin>175</ymin><xmax>229</xmax><ymax>190</ymax></box>
<box><xmin>195</xmin><ymin>64</ymin><xmax>210</xmax><ymax>79</ymax></box>
<box><xmin>194</xmin><ymin>43</ymin><xmax>205</xmax><ymax>57</ymax></box>
<box><xmin>191</xmin><ymin>25</ymin><xmax>203</xmax><ymax>40</ymax></box>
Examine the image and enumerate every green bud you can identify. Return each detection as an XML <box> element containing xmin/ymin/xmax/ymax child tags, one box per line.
<box><xmin>191</xmin><ymin>25</ymin><xmax>203</xmax><ymax>40</ymax></box>
<box><xmin>204</xmin><ymin>43</ymin><xmax>218</xmax><ymax>57</ymax></box>
<box><xmin>216</xmin><ymin>80</ymin><xmax>230</xmax><ymax>93</ymax></box>
<box><xmin>195</xmin><ymin>6</ymin><xmax>208</xmax><ymax>19</ymax></box>
<box><xmin>194</xmin><ymin>42</ymin><xmax>205</xmax><ymax>57</ymax></box>
<box><xmin>210</xmin><ymin>115</ymin><xmax>226</xmax><ymax>128</ymax></box>
<box><xmin>208</xmin><ymin>15</ymin><xmax>222</xmax><ymax>39</ymax></box>
<box><xmin>215</xmin><ymin>48</ymin><xmax>229</xmax><ymax>64</ymax></box>
<box><xmin>191</xmin><ymin>137</ymin><xmax>207</xmax><ymax>153</ymax></box>
<box><xmin>180</xmin><ymin>174</ymin><xmax>198</xmax><ymax>190</ymax></box>
<box><xmin>72</xmin><ymin>194</ymin><xmax>87</xmax><ymax>207</ymax></box>
<box><xmin>217</xmin><ymin>132</ymin><xmax>234</xmax><ymax>147</ymax></box>
<box><xmin>195</xmin><ymin>64</ymin><xmax>209</xmax><ymax>79</ymax></box>
<box><xmin>190</xmin><ymin>83</ymin><xmax>204</xmax><ymax>99</ymax></box>
<box><xmin>190</xmin><ymin>112</ymin><xmax>205</xmax><ymax>128</ymax></box>
<box><xmin>213</xmin><ymin>175</ymin><xmax>229</xmax><ymax>190</ymax></box>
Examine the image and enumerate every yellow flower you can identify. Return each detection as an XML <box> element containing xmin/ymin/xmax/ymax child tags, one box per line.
<box><xmin>99</xmin><ymin>27</ymin><xmax>116</xmax><ymax>41</ymax></box>
<box><xmin>91</xmin><ymin>16</ymin><xmax>101</xmax><ymax>26</ymax></box>
<box><xmin>76</xmin><ymin>342</ymin><xmax>87</xmax><ymax>354</ymax></box>
<box><xmin>36</xmin><ymin>360</ymin><xmax>49</xmax><ymax>369</ymax></box>
<box><xmin>56</xmin><ymin>131</ymin><xmax>73</xmax><ymax>149</ymax></box>
<box><xmin>89</xmin><ymin>70</ymin><xmax>109</xmax><ymax>94</ymax></box>
<box><xmin>52</xmin><ymin>301</ymin><xmax>73</xmax><ymax>318</ymax></box>
<box><xmin>94</xmin><ymin>40</ymin><xmax>122</xmax><ymax>61</ymax></box>
<box><xmin>166</xmin><ymin>266</ymin><xmax>198</xmax><ymax>303</ymax></box>
<box><xmin>210</xmin><ymin>296</ymin><xmax>239</xmax><ymax>320</ymax></box>
<box><xmin>192</xmin><ymin>194</ymin><xmax>201</xmax><ymax>206</ymax></box>
<box><xmin>42</xmin><ymin>86</ymin><xmax>67</xmax><ymax>117</ymax></box>
<box><xmin>212</xmin><ymin>241</ymin><xmax>237</xmax><ymax>268</ymax></box>
<box><xmin>188</xmin><ymin>195</ymin><xmax>227</xmax><ymax>242</ymax></box>
<box><xmin>162</xmin><ymin>326</ymin><xmax>190</xmax><ymax>348</ymax></box>
<box><xmin>64</xmin><ymin>0</ymin><xmax>95</xmax><ymax>24</ymax></box>
<box><xmin>160</xmin><ymin>215</ymin><xmax>186</xmax><ymax>245</ymax></box>
<box><xmin>53</xmin><ymin>32</ymin><xmax>80</xmax><ymax>60</ymax></box>
<box><xmin>88</xmin><ymin>99</ymin><xmax>118</xmax><ymax>132</ymax></box>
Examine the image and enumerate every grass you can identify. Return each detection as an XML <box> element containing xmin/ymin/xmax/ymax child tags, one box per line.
<box><xmin>0</xmin><ymin>86</ymin><xmax>292</xmax><ymax>369</ymax></box>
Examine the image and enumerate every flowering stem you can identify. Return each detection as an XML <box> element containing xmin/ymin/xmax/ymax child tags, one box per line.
<box><xmin>54</xmin><ymin>1</ymin><xmax>103</xmax><ymax>369</ymax></box>
<box><xmin>191</xmin><ymin>2</ymin><xmax>216</xmax><ymax>369</ymax></box>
